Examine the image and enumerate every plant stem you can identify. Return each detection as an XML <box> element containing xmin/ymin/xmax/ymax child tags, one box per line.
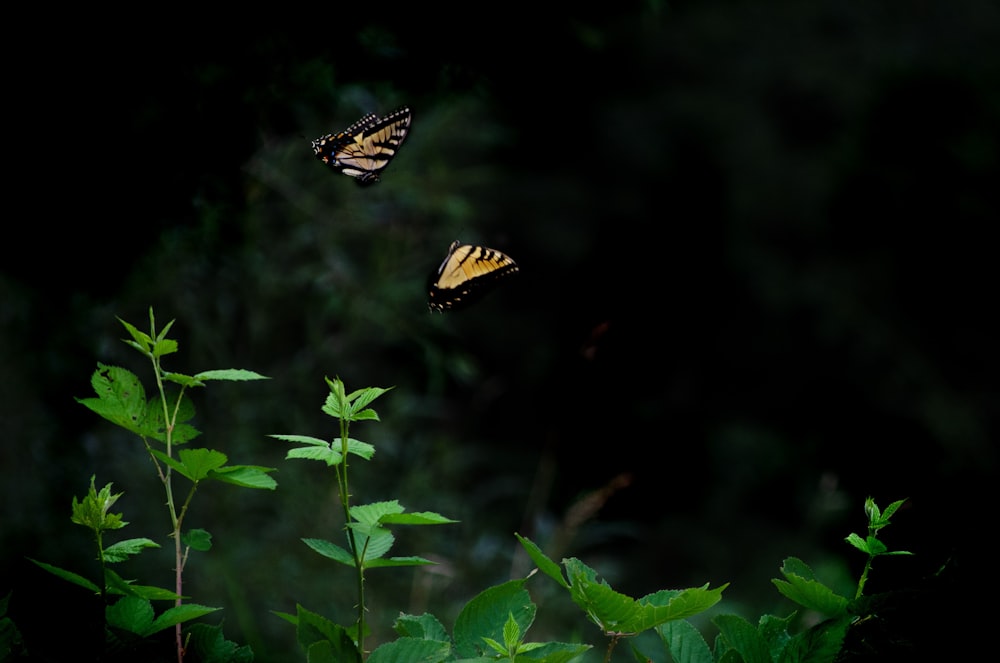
<box><xmin>335</xmin><ymin>411</ymin><xmax>366</xmax><ymax>654</ymax></box>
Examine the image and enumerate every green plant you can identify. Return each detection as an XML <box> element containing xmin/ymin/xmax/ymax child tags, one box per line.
<box><xmin>30</xmin><ymin>309</ymin><xmax>273</xmax><ymax>662</ymax></box>
<box><xmin>645</xmin><ymin>496</ymin><xmax>912</xmax><ymax>663</ymax></box>
<box><xmin>272</xmin><ymin>377</ymin><xmax>728</xmax><ymax>662</ymax></box>
<box><xmin>271</xmin><ymin>377</ymin><xmax>458</xmax><ymax>660</ymax></box>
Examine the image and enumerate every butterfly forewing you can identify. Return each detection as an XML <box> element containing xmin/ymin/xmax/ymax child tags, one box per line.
<box><xmin>312</xmin><ymin>107</ymin><xmax>412</xmax><ymax>185</ymax></box>
<box><xmin>428</xmin><ymin>241</ymin><xmax>519</xmax><ymax>312</ymax></box>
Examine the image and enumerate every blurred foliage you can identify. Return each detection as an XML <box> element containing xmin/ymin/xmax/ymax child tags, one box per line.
<box><xmin>2</xmin><ymin>1</ymin><xmax>997</xmax><ymax>661</ymax></box>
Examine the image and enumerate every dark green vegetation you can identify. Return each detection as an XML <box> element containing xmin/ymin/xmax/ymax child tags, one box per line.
<box><xmin>2</xmin><ymin>1</ymin><xmax>996</xmax><ymax>661</ymax></box>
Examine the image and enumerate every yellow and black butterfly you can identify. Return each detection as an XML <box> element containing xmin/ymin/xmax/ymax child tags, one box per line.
<box><xmin>312</xmin><ymin>107</ymin><xmax>412</xmax><ymax>185</ymax></box>
<box><xmin>428</xmin><ymin>240</ymin><xmax>520</xmax><ymax>312</ymax></box>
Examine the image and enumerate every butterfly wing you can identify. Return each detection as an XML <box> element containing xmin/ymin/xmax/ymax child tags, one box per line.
<box><xmin>312</xmin><ymin>107</ymin><xmax>412</xmax><ymax>185</ymax></box>
<box><xmin>428</xmin><ymin>241</ymin><xmax>520</xmax><ymax>312</ymax></box>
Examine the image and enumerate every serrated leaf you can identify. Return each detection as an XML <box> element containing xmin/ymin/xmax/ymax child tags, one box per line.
<box><xmin>345</xmin><ymin>386</ymin><xmax>393</xmax><ymax>414</ymax></box>
<box><xmin>295</xmin><ymin>604</ymin><xmax>361</xmax><ymax>662</ymax></box>
<box><xmin>365</xmin><ymin>556</ymin><xmax>437</xmax><ymax>569</ymax></box>
<box><xmin>186</xmin><ymin>622</ymin><xmax>254</xmax><ymax>663</ymax></box>
<box><xmin>453</xmin><ymin>579</ymin><xmax>534</xmax><ymax>659</ymax></box>
<box><xmin>393</xmin><ymin>613</ymin><xmax>449</xmax><ymax>641</ymax></box>
<box><xmin>152</xmin><ymin>338</ymin><xmax>178</xmax><ymax>357</ymax></box>
<box><xmin>28</xmin><ymin>559</ymin><xmax>101</xmax><ymax>593</ymax></box>
<box><xmin>303</xmin><ymin>538</ymin><xmax>356</xmax><ymax>566</ymax></box>
<box><xmin>146</xmin><ymin>603</ymin><xmax>220</xmax><ymax>635</ymax></box>
<box><xmin>879</xmin><ymin>498</ymin><xmax>907</xmax><ymax>523</ymax></box>
<box><xmin>193</xmin><ymin>368</ymin><xmax>270</xmax><ymax>382</ymax></box>
<box><xmin>772</xmin><ymin>579</ymin><xmax>848</xmax><ymax>617</ymax></box>
<box><xmin>352</xmin><ymin>526</ymin><xmax>395</xmax><ymax>562</ymax></box>
<box><xmin>515</xmin><ymin>641</ymin><xmax>592</xmax><ymax>663</ymax></box>
<box><xmin>713</xmin><ymin>614</ymin><xmax>771</xmax><ymax>663</ymax></box>
<box><xmin>182</xmin><ymin>528</ymin><xmax>213</xmax><ymax>552</ymax></box>
<box><xmin>179</xmin><ymin>448</ymin><xmax>228</xmax><ymax>480</ymax></box>
<box><xmin>106</xmin><ymin>596</ymin><xmax>154</xmax><ymax>635</ymax></box>
<box><xmin>381</xmin><ymin>511</ymin><xmax>458</xmax><ymax>526</ymax></box>
<box><xmin>104</xmin><ymin>538</ymin><xmax>160</xmax><ymax>563</ymax></box>
<box><xmin>658</xmin><ymin>618</ymin><xmax>714</xmax><ymax>663</ymax></box>
<box><xmin>286</xmin><ymin>445</ymin><xmax>343</xmax><ymax>465</ymax></box>
<box><xmin>350</xmin><ymin>500</ymin><xmax>404</xmax><ymax>527</ymax></box>
<box><xmin>502</xmin><ymin>611</ymin><xmax>521</xmax><ymax>650</ymax></box>
<box><xmin>163</xmin><ymin>372</ymin><xmax>204</xmax><ymax>388</ymax></box>
<box><xmin>482</xmin><ymin>636</ymin><xmax>508</xmax><ymax>656</ymax></box>
<box><xmin>104</xmin><ymin>568</ymin><xmax>178</xmax><ymax>601</ymax></box>
<box><xmin>270</xmin><ymin>434</ymin><xmax>328</xmax><ymax>446</ymax></box>
<box><xmin>71</xmin><ymin>477</ymin><xmax>125</xmax><ymax>532</ymax></box>
<box><xmin>77</xmin><ymin>364</ymin><xmax>150</xmax><ymax>436</ymax></box>
<box><xmin>209</xmin><ymin>465</ymin><xmax>278</xmax><ymax>489</ymax></box>
<box><xmin>150</xmin><ymin>447</ymin><xmax>228</xmax><ymax>483</ymax></box>
<box><xmin>780</xmin><ymin>616</ymin><xmax>850</xmax><ymax>663</ymax></box>
<box><xmin>635</xmin><ymin>585</ymin><xmax>729</xmax><ymax>627</ymax></box>
<box><xmin>367</xmin><ymin>636</ymin><xmax>452</xmax><ymax>663</ymax></box>
<box><xmin>844</xmin><ymin>532</ymin><xmax>868</xmax><ymax>553</ymax></box>
<box><xmin>515</xmin><ymin>533</ymin><xmax>568</xmax><ymax>588</ymax></box>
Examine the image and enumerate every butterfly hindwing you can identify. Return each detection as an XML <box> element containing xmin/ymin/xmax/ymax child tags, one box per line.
<box><xmin>428</xmin><ymin>241</ymin><xmax>519</xmax><ymax>312</ymax></box>
<box><xmin>312</xmin><ymin>107</ymin><xmax>412</xmax><ymax>185</ymax></box>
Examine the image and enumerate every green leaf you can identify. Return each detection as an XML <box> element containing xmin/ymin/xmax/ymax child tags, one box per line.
<box><xmin>514</xmin><ymin>641</ymin><xmax>592</xmax><ymax>662</ymax></box>
<box><xmin>772</xmin><ymin>558</ymin><xmax>849</xmax><ymax>616</ymax></box>
<box><xmin>152</xmin><ymin>338</ymin><xmax>178</xmax><ymax>358</ymax></box>
<box><xmin>844</xmin><ymin>532</ymin><xmax>868</xmax><ymax>553</ymax></box>
<box><xmin>453</xmin><ymin>579</ymin><xmax>535</xmax><ymax>659</ymax></box>
<box><xmin>502</xmin><ymin>611</ymin><xmax>521</xmax><ymax>650</ymax></box>
<box><xmin>779</xmin><ymin>616</ymin><xmax>850</xmax><ymax>663</ymax></box>
<box><xmin>178</xmin><ymin>448</ymin><xmax>228</xmax><ymax>481</ymax></box>
<box><xmin>104</xmin><ymin>569</ymin><xmax>179</xmax><ymax>600</ymax></box>
<box><xmin>344</xmin><ymin>385</ymin><xmax>393</xmax><ymax>416</ymax></box>
<box><xmin>350</xmin><ymin>500</ymin><xmax>404</xmax><ymax>526</ymax></box>
<box><xmin>879</xmin><ymin>498</ymin><xmax>907</xmax><ymax>524</ymax></box>
<box><xmin>274</xmin><ymin>435</ymin><xmax>375</xmax><ymax>465</ymax></box>
<box><xmin>71</xmin><ymin>476</ymin><xmax>126</xmax><ymax>533</ymax></box>
<box><xmin>865</xmin><ymin>536</ymin><xmax>887</xmax><ymax>556</ymax></box>
<box><xmin>151</xmin><ymin>448</ymin><xmax>229</xmax><ymax>483</ymax></box>
<box><xmin>163</xmin><ymin>372</ymin><xmax>204</xmax><ymax>388</ymax></box>
<box><xmin>393</xmin><ymin>613</ymin><xmax>449</xmax><ymax>641</ymax></box>
<box><xmin>295</xmin><ymin>604</ymin><xmax>361</xmax><ymax>663</ymax></box>
<box><xmin>270</xmin><ymin>434</ymin><xmax>328</xmax><ymax>446</ymax></box>
<box><xmin>209</xmin><ymin>465</ymin><xmax>278</xmax><ymax>489</ymax></box>
<box><xmin>322</xmin><ymin>379</ymin><xmax>393</xmax><ymax>422</ymax></box>
<box><xmin>193</xmin><ymin>368</ymin><xmax>270</xmax><ymax>382</ymax></box>
<box><xmin>713</xmin><ymin>614</ymin><xmax>771</xmax><ymax>663</ymax></box>
<box><xmin>302</xmin><ymin>538</ymin><xmax>356</xmax><ymax>566</ymax></box>
<box><xmin>146</xmin><ymin>602</ymin><xmax>221</xmax><ymax>635</ymax></box>
<box><xmin>76</xmin><ymin>364</ymin><xmax>151</xmax><ymax>436</ymax></box>
<box><xmin>28</xmin><ymin>559</ymin><xmax>101</xmax><ymax>593</ymax></box>
<box><xmin>658</xmin><ymin>619</ymin><xmax>714</xmax><ymax>663</ymax></box>
<box><xmin>636</xmin><ymin>585</ymin><xmax>729</xmax><ymax>626</ymax></box>
<box><xmin>367</xmin><ymin>637</ymin><xmax>452</xmax><ymax>663</ymax></box>
<box><xmin>183</xmin><ymin>528</ymin><xmax>213</xmax><ymax>552</ymax></box>
<box><xmin>186</xmin><ymin>622</ymin><xmax>254</xmax><ymax>663</ymax></box>
<box><xmin>365</xmin><ymin>556</ymin><xmax>438</xmax><ymax>569</ymax></box>
<box><xmin>106</xmin><ymin>596</ymin><xmax>154</xmax><ymax>635</ymax></box>
<box><xmin>351</xmin><ymin>526</ymin><xmax>395</xmax><ymax>562</ymax></box>
<box><xmin>380</xmin><ymin>511</ymin><xmax>458</xmax><ymax>526</ymax></box>
<box><xmin>515</xmin><ymin>533</ymin><xmax>568</xmax><ymax>588</ymax></box>
<box><xmin>286</xmin><ymin>445</ymin><xmax>343</xmax><ymax>465</ymax></box>
<box><xmin>104</xmin><ymin>538</ymin><xmax>160</xmax><ymax>563</ymax></box>
<box><xmin>118</xmin><ymin>317</ymin><xmax>153</xmax><ymax>353</ymax></box>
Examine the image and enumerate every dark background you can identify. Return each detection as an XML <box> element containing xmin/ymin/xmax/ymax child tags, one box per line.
<box><xmin>2</xmin><ymin>2</ymin><xmax>997</xmax><ymax>661</ymax></box>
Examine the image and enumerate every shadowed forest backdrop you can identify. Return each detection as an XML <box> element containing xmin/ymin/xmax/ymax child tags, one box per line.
<box><xmin>2</xmin><ymin>2</ymin><xmax>997</xmax><ymax>661</ymax></box>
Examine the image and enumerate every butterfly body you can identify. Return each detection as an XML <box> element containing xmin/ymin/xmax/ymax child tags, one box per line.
<box><xmin>428</xmin><ymin>241</ymin><xmax>519</xmax><ymax>312</ymax></box>
<box><xmin>312</xmin><ymin>107</ymin><xmax>412</xmax><ymax>185</ymax></box>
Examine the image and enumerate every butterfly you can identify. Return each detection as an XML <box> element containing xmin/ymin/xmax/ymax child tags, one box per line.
<box><xmin>428</xmin><ymin>240</ymin><xmax>520</xmax><ymax>312</ymax></box>
<box><xmin>312</xmin><ymin>107</ymin><xmax>412</xmax><ymax>185</ymax></box>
